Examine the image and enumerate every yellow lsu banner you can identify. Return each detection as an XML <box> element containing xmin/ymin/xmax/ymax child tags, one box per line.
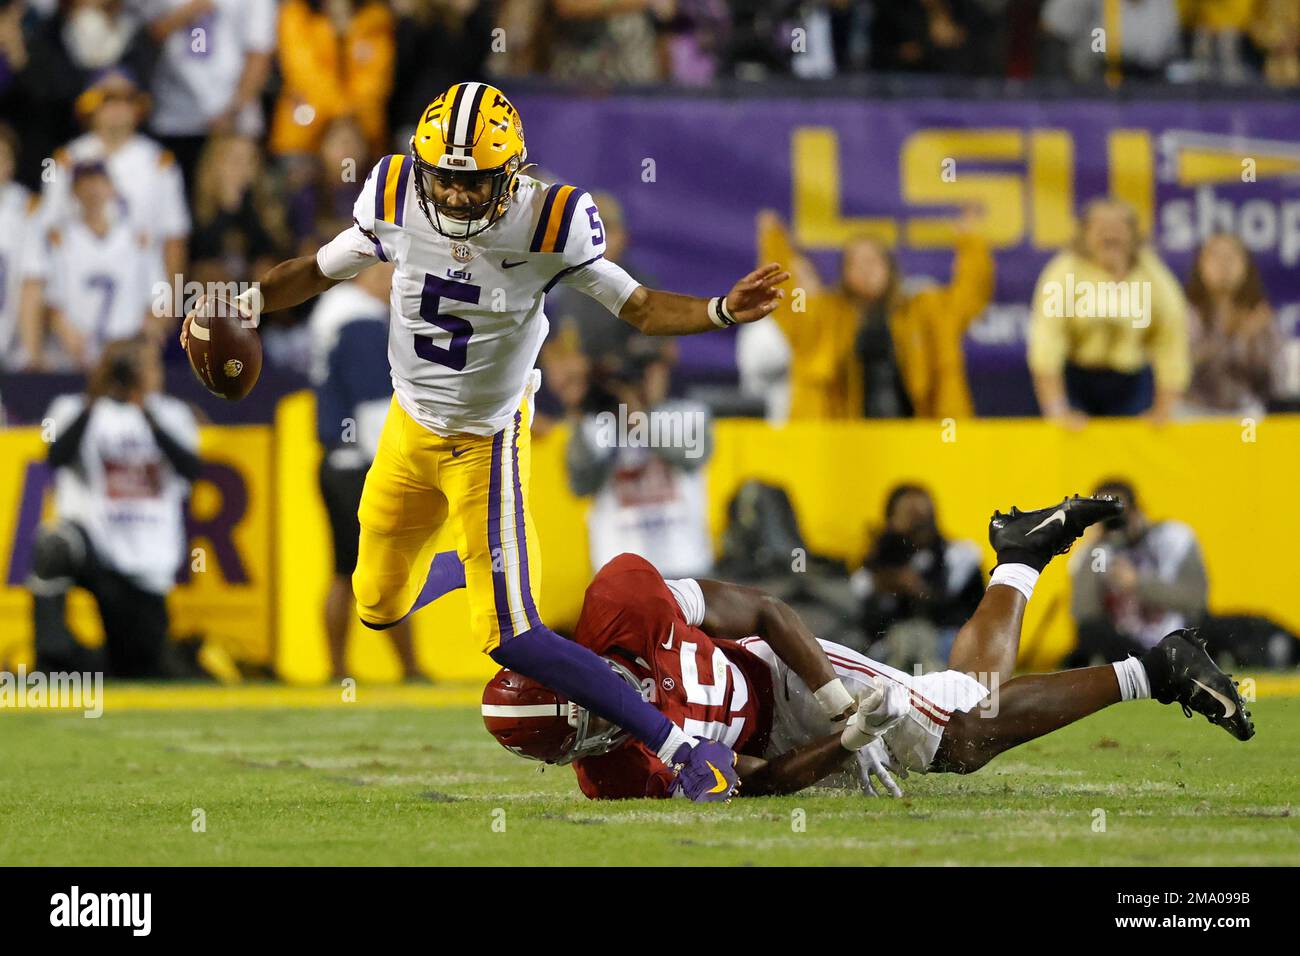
<box><xmin>5</xmin><ymin>397</ymin><xmax>1299</xmax><ymax>684</ymax></box>
<box><xmin>0</xmin><ymin>426</ymin><xmax>274</xmax><ymax>671</ymax></box>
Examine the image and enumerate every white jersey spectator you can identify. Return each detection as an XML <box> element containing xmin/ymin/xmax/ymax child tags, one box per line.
<box><xmin>43</xmin><ymin>132</ymin><xmax>190</xmax><ymax>254</ymax></box>
<box><xmin>581</xmin><ymin>434</ymin><xmax>714</xmax><ymax>580</ymax></box>
<box><xmin>140</xmin><ymin>0</ymin><xmax>277</xmax><ymax>139</ymax></box>
<box><xmin>568</xmin><ymin>366</ymin><xmax>715</xmax><ymax>581</ymax></box>
<box><xmin>41</xmin><ymin>70</ymin><xmax>190</xmax><ymax>282</ymax></box>
<box><xmin>23</xmin><ymin>163</ymin><xmax>164</xmax><ymax>369</ymax></box>
<box><xmin>31</xmin><ymin>340</ymin><xmax>202</xmax><ymax>678</ymax></box>
<box><xmin>45</xmin><ymin>389</ymin><xmax>198</xmax><ymax>594</ymax></box>
<box><xmin>0</xmin><ymin>178</ymin><xmax>37</xmax><ymax>369</ymax></box>
<box><xmin>1067</xmin><ymin>479</ymin><xmax>1209</xmax><ymax>666</ymax></box>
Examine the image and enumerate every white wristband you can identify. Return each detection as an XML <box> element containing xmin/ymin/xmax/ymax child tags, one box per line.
<box><xmin>707</xmin><ymin>296</ymin><xmax>735</xmax><ymax>328</ymax></box>
<box><xmin>840</xmin><ymin>720</ymin><xmax>880</xmax><ymax>752</ymax></box>
<box><xmin>814</xmin><ymin>678</ymin><xmax>855</xmax><ymax>719</ymax></box>
<box><xmin>989</xmin><ymin>563</ymin><xmax>1039</xmax><ymax>601</ymax></box>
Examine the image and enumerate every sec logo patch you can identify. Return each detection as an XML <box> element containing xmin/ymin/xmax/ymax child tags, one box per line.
<box><xmin>661</xmin><ymin>677</ymin><xmax>675</xmax><ymax>692</ymax></box>
<box><xmin>224</xmin><ymin>358</ymin><xmax>244</xmax><ymax>377</ymax></box>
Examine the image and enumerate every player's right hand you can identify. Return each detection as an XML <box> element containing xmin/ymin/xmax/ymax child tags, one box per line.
<box><xmin>856</xmin><ymin>739</ymin><xmax>904</xmax><ymax>798</ymax></box>
<box><xmin>179</xmin><ymin>294</ymin><xmax>206</xmax><ymax>351</ymax></box>
<box><xmin>840</xmin><ymin>679</ymin><xmax>909</xmax><ymax>751</ymax></box>
<box><xmin>667</xmin><ymin>737</ymin><xmax>740</xmax><ymax>803</ymax></box>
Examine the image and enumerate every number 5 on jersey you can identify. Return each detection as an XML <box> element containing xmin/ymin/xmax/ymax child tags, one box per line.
<box><xmin>415</xmin><ymin>274</ymin><xmax>478</xmax><ymax>370</ymax></box>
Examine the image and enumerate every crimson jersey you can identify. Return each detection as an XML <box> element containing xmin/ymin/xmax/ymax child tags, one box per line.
<box><xmin>570</xmin><ymin>553</ymin><xmax>775</xmax><ymax>799</ymax></box>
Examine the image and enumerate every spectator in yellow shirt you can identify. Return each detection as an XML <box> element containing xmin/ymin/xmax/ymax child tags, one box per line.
<box><xmin>751</xmin><ymin>206</ymin><xmax>993</xmax><ymax>421</ymax></box>
<box><xmin>1028</xmin><ymin>198</ymin><xmax>1190</xmax><ymax>426</ymax></box>
<box><xmin>269</xmin><ymin>0</ymin><xmax>395</xmax><ymax>158</ymax></box>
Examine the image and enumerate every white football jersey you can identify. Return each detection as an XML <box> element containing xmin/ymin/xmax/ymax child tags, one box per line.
<box><xmin>0</xmin><ymin>181</ymin><xmax>37</xmax><ymax>369</ymax></box>
<box><xmin>138</xmin><ymin>0</ymin><xmax>277</xmax><ymax>136</ymax></box>
<box><xmin>316</xmin><ymin>159</ymin><xmax>640</xmax><ymax>436</ymax></box>
<box><xmin>24</xmin><ymin>208</ymin><xmax>164</xmax><ymax>367</ymax></box>
<box><xmin>46</xmin><ymin>393</ymin><xmax>198</xmax><ymax>595</ymax></box>
<box><xmin>41</xmin><ymin>133</ymin><xmax>191</xmax><ymax>244</ymax></box>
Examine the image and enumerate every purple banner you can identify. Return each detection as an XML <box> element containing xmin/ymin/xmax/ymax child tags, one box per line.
<box><xmin>514</xmin><ymin>93</ymin><xmax>1300</xmax><ymax>412</ymax></box>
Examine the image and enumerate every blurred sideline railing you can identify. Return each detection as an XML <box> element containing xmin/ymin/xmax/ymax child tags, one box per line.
<box><xmin>2</xmin><ymin>393</ymin><xmax>1295</xmax><ymax>684</ymax></box>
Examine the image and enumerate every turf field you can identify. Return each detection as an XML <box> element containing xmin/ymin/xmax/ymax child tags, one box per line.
<box><xmin>3</xmin><ymin>683</ymin><xmax>1298</xmax><ymax>866</ymax></box>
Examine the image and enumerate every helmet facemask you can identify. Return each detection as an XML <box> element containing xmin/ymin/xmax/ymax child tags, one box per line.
<box><xmin>546</xmin><ymin>659</ymin><xmax>642</xmax><ymax>765</ymax></box>
<box><xmin>410</xmin><ymin>143</ymin><xmax>520</xmax><ymax>240</ymax></box>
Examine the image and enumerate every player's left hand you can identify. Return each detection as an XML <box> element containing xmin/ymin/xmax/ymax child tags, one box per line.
<box><xmin>856</xmin><ymin>738</ymin><xmax>904</xmax><ymax>798</ymax></box>
<box><xmin>841</xmin><ymin>679</ymin><xmax>910</xmax><ymax>751</ymax></box>
<box><xmin>668</xmin><ymin>737</ymin><xmax>740</xmax><ymax>803</ymax></box>
<box><xmin>724</xmin><ymin>263</ymin><xmax>791</xmax><ymax>324</ymax></box>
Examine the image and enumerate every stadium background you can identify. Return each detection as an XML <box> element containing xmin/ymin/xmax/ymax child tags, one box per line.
<box><xmin>2</xmin><ymin>3</ymin><xmax>1299</xmax><ymax>685</ymax></box>
<box><xmin>2</xmin><ymin>83</ymin><xmax>1300</xmax><ymax>681</ymax></box>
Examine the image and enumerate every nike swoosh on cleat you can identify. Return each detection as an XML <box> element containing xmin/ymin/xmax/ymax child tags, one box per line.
<box><xmin>1191</xmin><ymin>678</ymin><xmax>1237</xmax><ymax>718</ymax></box>
<box><xmin>1026</xmin><ymin>509</ymin><xmax>1066</xmax><ymax>535</ymax></box>
<box><xmin>705</xmin><ymin>762</ymin><xmax>729</xmax><ymax>794</ymax></box>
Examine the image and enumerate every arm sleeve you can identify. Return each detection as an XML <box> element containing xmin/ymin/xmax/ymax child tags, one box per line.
<box><xmin>315</xmin><ymin>157</ymin><xmax>392</xmax><ymax>279</ymax></box>
<box><xmin>1134</xmin><ymin>528</ymin><xmax>1208</xmax><ymax>617</ymax></box>
<box><xmin>157</xmin><ymin>153</ymin><xmax>191</xmax><ymax>240</ymax></box>
<box><xmin>145</xmin><ymin>409</ymin><xmax>204</xmax><ymax>483</ymax></box>
<box><xmin>1145</xmin><ymin>256</ymin><xmax>1191</xmax><ymax>392</ymax></box>
<box><xmin>46</xmin><ymin>400</ymin><xmax>92</xmax><ymax>468</ymax></box>
<box><xmin>927</xmin><ymin>233</ymin><xmax>995</xmax><ymax>331</ymax></box>
<box><xmin>565</xmin><ymin>416</ymin><xmax>619</xmax><ymax>496</ymax></box>
<box><xmin>552</xmin><ymin>190</ymin><xmax>640</xmax><ymax>315</ymax></box>
<box><xmin>1027</xmin><ymin>252</ymin><xmax>1072</xmax><ymax>376</ymax></box>
<box><xmin>646</xmin><ymin>400</ymin><xmax>712</xmax><ymax>471</ymax></box>
<box><xmin>757</xmin><ymin>213</ymin><xmax>821</xmax><ymax>297</ymax></box>
<box><xmin>242</xmin><ymin>0</ymin><xmax>278</xmax><ymax>52</ymax></box>
<box><xmin>555</xmin><ymin>256</ymin><xmax>640</xmax><ymax>316</ymax></box>
<box><xmin>317</xmin><ymin>225</ymin><xmax>382</xmax><ymax>280</ymax></box>
<box><xmin>664</xmin><ymin>577</ymin><xmax>706</xmax><ymax>627</ymax></box>
<box><xmin>1068</xmin><ymin>545</ymin><xmax>1109</xmax><ymax>622</ymax></box>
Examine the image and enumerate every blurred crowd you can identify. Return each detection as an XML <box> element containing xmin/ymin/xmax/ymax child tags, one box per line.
<box><xmin>0</xmin><ymin>0</ymin><xmax>1295</xmax><ymax>392</ymax></box>
<box><xmin>0</xmin><ymin>0</ymin><xmax>1297</xmax><ymax>674</ymax></box>
<box><xmin>738</xmin><ymin>198</ymin><xmax>1291</xmax><ymax>426</ymax></box>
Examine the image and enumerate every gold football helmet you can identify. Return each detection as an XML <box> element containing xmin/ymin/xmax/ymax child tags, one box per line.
<box><xmin>410</xmin><ymin>81</ymin><xmax>527</xmax><ymax>239</ymax></box>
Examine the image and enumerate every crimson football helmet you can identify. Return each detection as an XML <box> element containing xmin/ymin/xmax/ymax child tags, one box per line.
<box><xmin>482</xmin><ymin>663</ymin><xmax>641</xmax><ymax>765</ymax></box>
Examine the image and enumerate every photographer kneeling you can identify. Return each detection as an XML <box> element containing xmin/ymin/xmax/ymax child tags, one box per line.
<box><xmin>30</xmin><ymin>338</ymin><xmax>201</xmax><ymax>677</ymax></box>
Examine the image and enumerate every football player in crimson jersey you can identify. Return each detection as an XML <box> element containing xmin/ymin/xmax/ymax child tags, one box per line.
<box><xmin>484</xmin><ymin>495</ymin><xmax>1254</xmax><ymax>800</ymax></box>
<box><xmin>181</xmin><ymin>82</ymin><xmax>790</xmax><ymax>801</ymax></box>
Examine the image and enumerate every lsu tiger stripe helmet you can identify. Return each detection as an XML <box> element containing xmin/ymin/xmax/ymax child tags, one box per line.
<box><xmin>410</xmin><ymin>81</ymin><xmax>526</xmax><ymax>239</ymax></box>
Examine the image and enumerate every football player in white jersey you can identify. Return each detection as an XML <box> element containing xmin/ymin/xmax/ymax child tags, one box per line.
<box><xmin>182</xmin><ymin>81</ymin><xmax>789</xmax><ymax>802</ymax></box>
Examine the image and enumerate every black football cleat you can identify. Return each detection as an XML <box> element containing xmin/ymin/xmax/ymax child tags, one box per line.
<box><xmin>1142</xmin><ymin>628</ymin><xmax>1255</xmax><ymax>741</ymax></box>
<box><xmin>988</xmin><ymin>494</ymin><xmax>1124</xmax><ymax>570</ymax></box>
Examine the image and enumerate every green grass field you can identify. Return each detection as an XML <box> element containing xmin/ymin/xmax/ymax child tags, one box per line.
<box><xmin>3</xmin><ymin>686</ymin><xmax>1297</xmax><ymax>866</ymax></box>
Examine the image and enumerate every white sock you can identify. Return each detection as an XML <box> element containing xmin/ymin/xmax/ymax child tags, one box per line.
<box><xmin>988</xmin><ymin>563</ymin><xmax>1039</xmax><ymax>601</ymax></box>
<box><xmin>656</xmin><ymin>725</ymin><xmax>693</xmax><ymax>765</ymax></box>
<box><xmin>1112</xmin><ymin>656</ymin><xmax>1151</xmax><ymax>701</ymax></box>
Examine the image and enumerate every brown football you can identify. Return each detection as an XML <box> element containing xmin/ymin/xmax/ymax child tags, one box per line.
<box><xmin>185</xmin><ymin>295</ymin><xmax>262</xmax><ymax>401</ymax></box>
